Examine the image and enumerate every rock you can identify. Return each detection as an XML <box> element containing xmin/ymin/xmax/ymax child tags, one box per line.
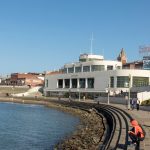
<box><xmin>56</xmin><ymin>107</ymin><xmax>104</xmax><ymax>150</ymax></box>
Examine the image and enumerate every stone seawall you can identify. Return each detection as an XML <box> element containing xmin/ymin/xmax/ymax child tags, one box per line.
<box><xmin>0</xmin><ymin>97</ymin><xmax>104</xmax><ymax>150</ymax></box>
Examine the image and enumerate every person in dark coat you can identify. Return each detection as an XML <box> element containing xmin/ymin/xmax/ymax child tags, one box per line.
<box><xmin>130</xmin><ymin>98</ymin><xmax>134</xmax><ymax>110</ymax></box>
<box><xmin>136</xmin><ymin>99</ymin><xmax>140</xmax><ymax>111</ymax></box>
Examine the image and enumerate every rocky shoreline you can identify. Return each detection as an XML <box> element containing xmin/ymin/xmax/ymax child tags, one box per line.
<box><xmin>55</xmin><ymin>109</ymin><xmax>104</xmax><ymax>150</ymax></box>
<box><xmin>0</xmin><ymin>97</ymin><xmax>104</xmax><ymax>150</ymax></box>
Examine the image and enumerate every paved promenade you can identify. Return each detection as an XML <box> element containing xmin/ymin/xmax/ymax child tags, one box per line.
<box><xmin>109</xmin><ymin>103</ymin><xmax>150</xmax><ymax>150</ymax></box>
<box><xmin>81</xmin><ymin>99</ymin><xmax>150</xmax><ymax>150</ymax></box>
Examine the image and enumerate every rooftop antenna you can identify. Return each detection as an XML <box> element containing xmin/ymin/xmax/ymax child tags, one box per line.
<box><xmin>90</xmin><ymin>32</ymin><xmax>94</xmax><ymax>54</ymax></box>
<box><xmin>139</xmin><ymin>45</ymin><xmax>150</xmax><ymax>58</ymax></box>
<box><xmin>102</xmin><ymin>48</ymin><xmax>104</xmax><ymax>57</ymax></box>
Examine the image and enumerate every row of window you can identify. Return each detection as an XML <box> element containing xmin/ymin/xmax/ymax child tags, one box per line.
<box><xmin>133</xmin><ymin>77</ymin><xmax>149</xmax><ymax>87</ymax></box>
<box><xmin>58</xmin><ymin>78</ymin><xmax>94</xmax><ymax>89</ymax></box>
<box><xmin>110</xmin><ymin>76</ymin><xmax>149</xmax><ymax>88</ymax></box>
<box><xmin>63</xmin><ymin>65</ymin><xmax>121</xmax><ymax>74</ymax></box>
<box><xmin>46</xmin><ymin>76</ymin><xmax>149</xmax><ymax>89</ymax></box>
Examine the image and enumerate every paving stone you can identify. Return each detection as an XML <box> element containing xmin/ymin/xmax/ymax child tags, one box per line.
<box><xmin>111</xmin><ymin>104</ymin><xmax>150</xmax><ymax>150</ymax></box>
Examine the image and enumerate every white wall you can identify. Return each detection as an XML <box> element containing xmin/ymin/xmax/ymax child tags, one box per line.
<box><xmin>95</xmin><ymin>96</ymin><xmax>127</xmax><ymax>105</ymax></box>
<box><xmin>131</xmin><ymin>85</ymin><xmax>150</xmax><ymax>92</ymax></box>
<box><xmin>44</xmin><ymin>69</ymin><xmax>150</xmax><ymax>94</ymax></box>
<box><xmin>137</xmin><ymin>91</ymin><xmax>150</xmax><ymax>103</ymax></box>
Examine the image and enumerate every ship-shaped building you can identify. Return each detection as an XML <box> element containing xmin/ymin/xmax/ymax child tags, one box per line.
<box><xmin>44</xmin><ymin>49</ymin><xmax>150</xmax><ymax>99</ymax></box>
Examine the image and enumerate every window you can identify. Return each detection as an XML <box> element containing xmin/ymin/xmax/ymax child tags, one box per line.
<box><xmin>65</xmin><ymin>79</ymin><xmax>70</xmax><ymax>88</ymax></box>
<box><xmin>91</xmin><ymin>65</ymin><xmax>104</xmax><ymax>71</ymax></box>
<box><xmin>79</xmin><ymin>58</ymin><xmax>86</xmax><ymax>62</ymax></box>
<box><xmin>62</xmin><ymin>68</ymin><xmax>67</xmax><ymax>74</ymax></box>
<box><xmin>58</xmin><ymin>79</ymin><xmax>63</xmax><ymax>88</ymax></box>
<box><xmin>107</xmin><ymin>65</ymin><xmax>113</xmax><ymax>70</ymax></box>
<box><xmin>79</xmin><ymin>78</ymin><xmax>85</xmax><ymax>88</ymax></box>
<box><xmin>110</xmin><ymin>77</ymin><xmax>114</xmax><ymax>88</ymax></box>
<box><xmin>133</xmin><ymin>77</ymin><xmax>149</xmax><ymax>87</ymax></box>
<box><xmin>75</xmin><ymin>66</ymin><xmax>81</xmax><ymax>73</ymax></box>
<box><xmin>68</xmin><ymin>67</ymin><xmax>74</xmax><ymax>73</ymax></box>
<box><xmin>117</xmin><ymin>76</ymin><xmax>129</xmax><ymax>88</ymax></box>
<box><xmin>45</xmin><ymin>79</ymin><xmax>48</xmax><ymax>87</ymax></box>
<box><xmin>117</xmin><ymin>66</ymin><xmax>121</xmax><ymax>70</ymax></box>
<box><xmin>72</xmin><ymin>79</ymin><xmax>77</xmax><ymax>88</ymax></box>
<box><xmin>87</xmin><ymin>78</ymin><xmax>94</xmax><ymax>88</ymax></box>
<box><xmin>83</xmin><ymin>66</ymin><xmax>90</xmax><ymax>72</ymax></box>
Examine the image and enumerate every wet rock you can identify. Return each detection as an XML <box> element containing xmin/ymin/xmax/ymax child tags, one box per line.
<box><xmin>55</xmin><ymin>108</ymin><xmax>104</xmax><ymax>150</ymax></box>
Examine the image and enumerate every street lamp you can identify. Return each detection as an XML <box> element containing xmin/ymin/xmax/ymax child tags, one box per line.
<box><xmin>77</xmin><ymin>88</ymin><xmax>80</xmax><ymax>101</ymax></box>
<box><xmin>128</xmin><ymin>74</ymin><xmax>131</xmax><ymax>110</ymax></box>
<box><xmin>107</xmin><ymin>77</ymin><xmax>110</xmax><ymax>105</ymax></box>
<box><xmin>69</xmin><ymin>89</ymin><xmax>71</xmax><ymax>101</ymax></box>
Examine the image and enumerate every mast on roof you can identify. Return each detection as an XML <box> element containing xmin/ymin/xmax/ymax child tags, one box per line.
<box><xmin>90</xmin><ymin>33</ymin><xmax>94</xmax><ymax>54</ymax></box>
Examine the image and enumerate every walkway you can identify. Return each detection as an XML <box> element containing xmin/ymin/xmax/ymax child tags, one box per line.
<box><xmin>80</xmin><ymin>99</ymin><xmax>150</xmax><ymax>150</ymax></box>
<box><xmin>108</xmin><ymin>103</ymin><xmax>150</xmax><ymax>150</ymax></box>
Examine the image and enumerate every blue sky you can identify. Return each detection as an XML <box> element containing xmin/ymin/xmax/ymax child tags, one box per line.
<box><xmin>0</xmin><ymin>0</ymin><xmax>150</xmax><ymax>75</ymax></box>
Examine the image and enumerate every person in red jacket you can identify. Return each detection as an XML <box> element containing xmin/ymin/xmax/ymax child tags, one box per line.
<box><xmin>128</xmin><ymin>119</ymin><xmax>145</xmax><ymax>145</ymax></box>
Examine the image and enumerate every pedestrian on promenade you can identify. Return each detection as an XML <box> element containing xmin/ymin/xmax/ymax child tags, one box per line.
<box><xmin>128</xmin><ymin>119</ymin><xmax>145</xmax><ymax>147</ymax></box>
<box><xmin>83</xmin><ymin>96</ymin><xmax>85</xmax><ymax>101</ymax></box>
<box><xmin>69</xmin><ymin>95</ymin><xmax>71</xmax><ymax>102</ymax></box>
<box><xmin>130</xmin><ymin>98</ymin><xmax>134</xmax><ymax>110</ymax></box>
<box><xmin>136</xmin><ymin>99</ymin><xmax>140</xmax><ymax>111</ymax></box>
<box><xmin>58</xmin><ymin>95</ymin><xmax>61</xmax><ymax>100</ymax></box>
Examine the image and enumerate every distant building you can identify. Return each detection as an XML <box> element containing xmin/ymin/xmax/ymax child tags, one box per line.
<box><xmin>123</xmin><ymin>61</ymin><xmax>143</xmax><ymax>69</ymax></box>
<box><xmin>10</xmin><ymin>73</ymin><xmax>45</xmax><ymax>87</ymax></box>
<box><xmin>0</xmin><ymin>75</ymin><xmax>11</xmax><ymax>85</ymax></box>
<box><xmin>122</xmin><ymin>56</ymin><xmax>150</xmax><ymax>70</ymax></box>
<box><xmin>117</xmin><ymin>48</ymin><xmax>127</xmax><ymax>65</ymax></box>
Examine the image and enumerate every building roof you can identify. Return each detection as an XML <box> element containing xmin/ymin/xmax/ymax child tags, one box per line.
<box><xmin>46</xmin><ymin>71</ymin><xmax>62</xmax><ymax>75</ymax></box>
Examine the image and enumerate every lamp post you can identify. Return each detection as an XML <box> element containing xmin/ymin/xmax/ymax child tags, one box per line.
<box><xmin>107</xmin><ymin>77</ymin><xmax>110</xmax><ymax>105</ymax></box>
<box><xmin>69</xmin><ymin>89</ymin><xmax>71</xmax><ymax>101</ymax></box>
<box><xmin>128</xmin><ymin>74</ymin><xmax>131</xmax><ymax>110</ymax></box>
<box><xmin>124</xmin><ymin>83</ymin><xmax>129</xmax><ymax>109</ymax></box>
<box><xmin>78</xmin><ymin>88</ymin><xmax>80</xmax><ymax>101</ymax></box>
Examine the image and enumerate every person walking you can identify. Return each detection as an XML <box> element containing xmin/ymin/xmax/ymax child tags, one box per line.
<box><xmin>130</xmin><ymin>98</ymin><xmax>134</xmax><ymax>110</ymax></box>
<box><xmin>128</xmin><ymin>119</ymin><xmax>145</xmax><ymax>148</ymax></box>
<box><xmin>136</xmin><ymin>99</ymin><xmax>140</xmax><ymax>111</ymax></box>
<box><xmin>83</xmin><ymin>96</ymin><xmax>85</xmax><ymax>101</ymax></box>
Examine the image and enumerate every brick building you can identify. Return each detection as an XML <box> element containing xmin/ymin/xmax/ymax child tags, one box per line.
<box><xmin>123</xmin><ymin>61</ymin><xmax>143</xmax><ymax>69</ymax></box>
<box><xmin>117</xmin><ymin>48</ymin><xmax>143</xmax><ymax>69</ymax></box>
<box><xmin>10</xmin><ymin>73</ymin><xmax>44</xmax><ymax>87</ymax></box>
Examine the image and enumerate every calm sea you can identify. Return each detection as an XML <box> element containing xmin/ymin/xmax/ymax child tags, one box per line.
<box><xmin>0</xmin><ymin>102</ymin><xmax>79</xmax><ymax>150</ymax></box>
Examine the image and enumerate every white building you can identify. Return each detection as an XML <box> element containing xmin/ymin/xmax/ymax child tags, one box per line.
<box><xmin>44</xmin><ymin>53</ymin><xmax>150</xmax><ymax>98</ymax></box>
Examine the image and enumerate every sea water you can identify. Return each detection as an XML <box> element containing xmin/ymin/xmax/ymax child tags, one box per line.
<box><xmin>0</xmin><ymin>102</ymin><xmax>79</xmax><ymax>150</ymax></box>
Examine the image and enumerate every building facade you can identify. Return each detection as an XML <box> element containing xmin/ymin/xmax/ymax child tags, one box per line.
<box><xmin>10</xmin><ymin>73</ymin><xmax>44</xmax><ymax>87</ymax></box>
<box><xmin>44</xmin><ymin>52</ymin><xmax>150</xmax><ymax>98</ymax></box>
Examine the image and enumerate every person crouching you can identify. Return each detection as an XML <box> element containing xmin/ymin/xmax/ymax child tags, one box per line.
<box><xmin>128</xmin><ymin>119</ymin><xmax>145</xmax><ymax>146</ymax></box>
